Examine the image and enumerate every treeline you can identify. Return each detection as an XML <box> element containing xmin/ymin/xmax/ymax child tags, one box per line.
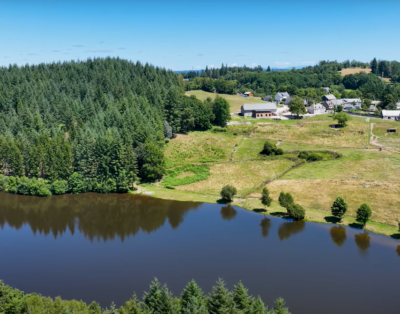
<box><xmin>0</xmin><ymin>58</ymin><xmax>231</xmax><ymax>196</ymax></box>
<box><xmin>370</xmin><ymin>58</ymin><xmax>400</xmax><ymax>81</ymax></box>
<box><xmin>0</xmin><ymin>279</ymin><xmax>290</xmax><ymax>314</ymax></box>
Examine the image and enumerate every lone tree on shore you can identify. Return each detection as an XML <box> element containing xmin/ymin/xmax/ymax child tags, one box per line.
<box><xmin>287</xmin><ymin>203</ymin><xmax>306</xmax><ymax>221</ymax></box>
<box><xmin>331</xmin><ymin>196</ymin><xmax>348</xmax><ymax>221</ymax></box>
<box><xmin>220</xmin><ymin>185</ymin><xmax>237</xmax><ymax>202</ymax></box>
<box><xmin>289</xmin><ymin>96</ymin><xmax>306</xmax><ymax>118</ymax></box>
<box><xmin>260</xmin><ymin>187</ymin><xmax>272</xmax><ymax>209</ymax></box>
<box><xmin>356</xmin><ymin>203</ymin><xmax>372</xmax><ymax>227</ymax></box>
<box><xmin>278</xmin><ymin>192</ymin><xmax>294</xmax><ymax>209</ymax></box>
<box><xmin>333</xmin><ymin>112</ymin><xmax>350</xmax><ymax>126</ymax></box>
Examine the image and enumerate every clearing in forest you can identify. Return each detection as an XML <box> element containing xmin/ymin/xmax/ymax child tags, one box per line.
<box><xmin>339</xmin><ymin>67</ymin><xmax>372</xmax><ymax>76</ymax></box>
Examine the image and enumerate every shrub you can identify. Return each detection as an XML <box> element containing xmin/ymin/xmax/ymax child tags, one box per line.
<box><xmin>211</xmin><ymin>126</ymin><xmax>227</xmax><ymax>133</ymax></box>
<box><xmin>7</xmin><ymin>177</ymin><xmax>18</xmax><ymax>194</ymax></box>
<box><xmin>97</xmin><ymin>179</ymin><xmax>117</xmax><ymax>194</ymax></box>
<box><xmin>260</xmin><ymin>187</ymin><xmax>272</xmax><ymax>208</ymax></box>
<box><xmin>278</xmin><ymin>192</ymin><xmax>294</xmax><ymax>209</ymax></box>
<box><xmin>298</xmin><ymin>151</ymin><xmax>308</xmax><ymax>159</ymax></box>
<box><xmin>356</xmin><ymin>203</ymin><xmax>372</xmax><ymax>227</ymax></box>
<box><xmin>275</xmin><ymin>148</ymin><xmax>284</xmax><ymax>155</ymax></box>
<box><xmin>68</xmin><ymin>172</ymin><xmax>84</xmax><ymax>194</ymax></box>
<box><xmin>307</xmin><ymin>153</ymin><xmax>323</xmax><ymax>162</ymax></box>
<box><xmin>51</xmin><ymin>180</ymin><xmax>69</xmax><ymax>195</ymax></box>
<box><xmin>261</xmin><ymin>141</ymin><xmax>284</xmax><ymax>156</ymax></box>
<box><xmin>287</xmin><ymin>203</ymin><xmax>306</xmax><ymax>221</ymax></box>
<box><xmin>220</xmin><ymin>185</ymin><xmax>237</xmax><ymax>202</ymax></box>
<box><xmin>30</xmin><ymin>178</ymin><xmax>52</xmax><ymax>197</ymax></box>
<box><xmin>0</xmin><ymin>175</ymin><xmax>9</xmax><ymax>191</ymax></box>
<box><xmin>17</xmin><ymin>177</ymin><xmax>31</xmax><ymax>195</ymax></box>
<box><xmin>331</xmin><ymin>196</ymin><xmax>347</xmax><ymax>220</ymax></box>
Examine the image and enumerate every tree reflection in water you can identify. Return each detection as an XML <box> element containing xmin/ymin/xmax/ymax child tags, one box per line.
<box><xmin>330</xmin><ymin>226</ymin><xmax>347</xmax><ymax>247</ymax></box>
<box><xmin>354</xmin><ymin>232</ymin><xmax>370</xmax><ymax>257</ymax></box>
<box><xmin>0</xmin><ymin>192</ymin><xmax>200</xmax><ymax>242</ymax></box>
<box><xmin>396</xmin><ymin>246</ymin><xmax>400</xmax><ymax>257</ymax></box>
<box><xmin>220</xmin><ymin>205</ymin><xmax>237</xmax><ymax>221</ymax></box>
<box><xmin>260</xmin><ymin>217</ymin><xmax>271</xmax><ymax>238</ymax></box>
<box><xmin>277</xmin><ymin>220</ymin><xmax>305</xmax><ymax>241</ymax></box>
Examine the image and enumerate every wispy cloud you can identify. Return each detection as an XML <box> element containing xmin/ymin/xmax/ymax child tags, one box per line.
<box><xmin>85</xmin><ymin>49</ymin><xmax>113</xmax><ymax>53</ymax></box>
<box><xmin>197</xmin><ymin>53</ymin><xmax>204</xmax><ymax>57</ymax></box>
<box><xmin>52</xmin><ymin>50</ymin><xmax>60</xmax><ymax>52</ymax></box>
<box><xmin>4</xmin><ymin>56</ymin><xmax>8</xmax><ymax>58</ymax></box>
<box><xmin>208</xmin><ymin>64</ymin><xmax>214</xmax><ymax>68</ymax></box>
<box><xmin>251</xmin><ymin>62</ymin><xmax>257</xmax><ymax>66</ymax></box>
<box><xmin>64</xmin><ymin>53</ymin><xmax>70</xmax><ymax>55</ymax></box>
<box><xmin>28</xmin><ymin>53</ymin><xmax>38</xmax><ymax>56</ymax></box>
<box><xmin>118</xmin><ymin>47</ymin><xmax>126</xmax><ymax>50</ymax></box>
<box><xmin>280</xmin><ymin>52</ymin><xmax>290</xmax><ymax>54</ymax></box>
<box><xmin>73</xmin><ymin>44</ymin><xmax>84</xmax><ymax>48</ymax></box>
<box><xmin>231</xmin><ymin>63</ymin><xmax>237</xmax><ymax>66</ymax></box>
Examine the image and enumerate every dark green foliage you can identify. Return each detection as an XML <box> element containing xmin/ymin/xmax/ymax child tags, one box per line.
<box><xmin>220</xmin><ymin>185</ymin><xmax>237</xmax><ymax>202</ymax></box>
<box><xmin>232</xmin><ymin>282</ymin><xmax>253</xmax><ymax>313</ymax></box>
<box><xmin>51</xmin><ymin>180</ymin><xmax>69</xmax><ymax>195</ymax></box>
<box><xmin>287</xmin><ymin>203</ymin><xmax>306</xmax><ymax>221</ymax></box>
<box><xmin>0</xmin><ymin>175</ymin><xmax>9</xmax><ymax>191</ymax></box>
<box><xmin>278</xmin><ymin>192</ymin><xmax>294</xmax><ymax>209</ymax></box>
<box><xmin>7</xmin><ymin>177</ymin><xmax>18</xmax><ymax>194</ymax></box>
<box><xmin>273</xmin><ymin>297</ymin><xmax>291</xmax><ymax>314</ymax></box>
<box><xmin>207</xmin><ymin>279</ymin><xmax>234</xmax><ymax>314</ymax></box>
<box><xmin>331</xmin><ymin>196</ymin><xmax>347</xmax><ymax>220</ymax></box>
<box><xmin>29</xmin><ymin>178</ymin><xmax>52</xmax><ymax>197</ymax></box>
<box><xmin>306</xmin><ymin>153</ymin><xmax>323</xmax><ymax>162</ymax></box>
<box><xmin>289</xmin><ymin>97</ymin><xmax>306</xmax><ymax>118</ymax></box>
<box><xmin>333</xmin><ymin>112</ymin><xmax>350</xmax><ymax>126</ymax></box>
<box><xmin>356</xmin><ymin>203</ymin><xmax>372</xmax><ymax>227</ymax></box>
<box><xmin>163</xmin><ymin>165</ymin><xmax>210</xmax><ymax>188</ymax></box>
<box><xmin>261</xmin><ymin>187</ymin><xmax>272</xmax><ymax>208</ymax></box>
<box><xmin>298</xmin><ymin>151</ymin><xmax>308</xmax><ymax>159</ymax></box>
<box><xmin>68</xmin><ymin>172</ymin><xmax>84</xmax><ymax>194</ymax></box>
<box><xmin>180</xmin><ymin>280</ymin><xmax>205</xmax><ymax>313</ymax></box>
<box><xmin>212</xmin><ymin>96</ymin><xmax>231</xmax><ymax>127</ymax></box>
<box><xmin>261</xmin><ymin>141</ymin><xmax>283</xmax><ymax>156</ymax></box>
<box><xmin>17</xmin><ymin>176</ymin><xmax>31</xmax><ymax>195</ymax></box>
<box><xmin>250</xmin><ymin>296</ymin><xmax>267</xmax><ymax>314</ymax></box>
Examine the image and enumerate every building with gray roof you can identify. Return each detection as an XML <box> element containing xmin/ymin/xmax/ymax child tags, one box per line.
<box><xmin>241</xmin><ymin>103</ymin><xmax>277</xmax><ymax>118</ymax></box>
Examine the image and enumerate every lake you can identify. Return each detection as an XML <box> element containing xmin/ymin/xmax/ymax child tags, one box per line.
<box><xmin>0</xmin><ymin>192</ymin><xmax>399</xmax><ymax>314</ymax></box>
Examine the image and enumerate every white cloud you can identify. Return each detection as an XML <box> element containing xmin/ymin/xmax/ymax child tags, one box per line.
<box><xmin>251</xmin><ymin>62</ymin><xmax>257</xmax><ymax>66</ymax></box>
<box><xmin>231</xmin><ymin>63</ymin><xmax>237</xmax><ymax>66</ymax></box>
<box><xmin>208</xmin><ymin>64</ymin><xmax>214</xmax><ymax>68</ymax></box>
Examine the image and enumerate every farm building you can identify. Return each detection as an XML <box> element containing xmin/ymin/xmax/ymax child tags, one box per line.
<box><xmin>241</xmin><ymin>103</ymin><xmax>277</xmax><ymax>118</ymax></box>
<box><xmin>342</xmin><ymin>98</ymin><xmax>362</xmax><ymax>109</ymax></box>
<box><xmin>323</xmin><ymin>99</ymin><xmax>343</xmax><ymax>111</ymax></box>
<box><xmin>275</xmin><ymin>92</ymin><xmax>290</xmax><ymax>103</ymax></box>
<box><xmin>244</xmin><ymin>91</ymin><xmax>253</xmax><ymax>97</ymax></box>
<box><xmin>285</xmin><ymin>98</ymin><xmax>308</xmax><ymax>106</ymax></box>
<box><xmin>307</xmin><ymin>103</ymin><xmax>326</xmax><ymax>114</ymax></box>
<box><xmin>382</xmin><ymin>110</ymin><xmax>400</xmax><ymax>120</ymax></box>
<box><xmin>262</xmin><ymin>95</ymin><xmax>273</xmax><ymax>101</ymax></box>
<box><xmin>371</xmin><ymin>100</ymin><xmax>382</xmax><ymax>106</ymax></box>
<box><xmin>369</xmin><ymin>105</ymin><xmax>377</xmax><ymax>113</ymax></box>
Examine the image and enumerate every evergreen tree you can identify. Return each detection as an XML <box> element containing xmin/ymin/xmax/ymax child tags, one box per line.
<box><xmin>370</xmin><ymin>58</ymin><xmax>378</xmax><ymax>74</ymax></box>
<box><xmin>143</xmin><ymin>279</ymin><xmax>162</xmax><ymax>313</ymax></box>
<box><xmin>331</xmin><ymin>196</ymin><xmax>347</xmax><ymax>221</ymax></box>
<box><xmin>356</xmin><ymin>203</ymin><xmax>372</xmax><ymax>227</ymax></box>
<box><xmin>260</xmin><ymin>187</ymin><xmax>272</xmax><ymax>208</ymax></box>
<box><xmin>272</xmin><ymin>298</ymin><xmax>290</xmax><ymax>314</ymax></box>
<box><xmin>180</xmin><ymin>280</ymin><xmax>204</xmax><ymax>313</ymax></box>
<box><xmin>249</xmin><ymin>297</ymin><xmax>266</xmax><ymax>314</ymax></box>
<box><xmin>232</xmin><ymin>282</ymin><xmax>253</xmax><ymax>313</ymax></box>
<box><xmin>207</xmin><ymin>279</ymin><xmax>234</xmax><ymax>314</ymax></box>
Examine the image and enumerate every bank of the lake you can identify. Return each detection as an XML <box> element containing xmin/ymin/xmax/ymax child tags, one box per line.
<box><xmin>137</xmin><ymin>185</ymin><xmax>400</xmax><ymax>239</ymax></box>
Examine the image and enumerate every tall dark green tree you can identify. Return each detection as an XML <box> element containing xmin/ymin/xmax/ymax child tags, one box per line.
<box><xmin>212</xmin><ymin>96</ymin><xmax>231</xmax><ymax>127</ymax></box>
<box><xmin>207</xmin><ymin>279</ymin><xmax>234</xmax><ymax>314</ymax></box>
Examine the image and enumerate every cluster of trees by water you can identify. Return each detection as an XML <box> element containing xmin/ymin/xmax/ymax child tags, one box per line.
<box><xmin>0</xmin><ymin>58</ymin><xmax>233</xmax><ymax>196</ymax></box>
<box><xmin>0</xmin><ymin>279</ymin><xmax>290</xmax><ymax>314</ymax></box>
<box><xmin>183</xmin><ymin>60</ymin><xmax>400</xmax><ymax>109</ymax></box>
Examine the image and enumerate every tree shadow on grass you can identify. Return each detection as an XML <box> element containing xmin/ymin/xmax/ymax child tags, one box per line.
<box><xmin>349</xmin><ymin>222</ymin><xmax>364</xmax><ymax>229</ymax></box>
<box><xmin>390</xmin><ymin>233</ymin><xmax>400</xmax><ymax>240</ymax></box>
<box><xmin>253</xmin><ymin>208</ymin><xmax>267</xmax><ymax>213</ymax></box>
<box><xmin>324</xmin><ymin>216</ymin><xmax>341</xmax><ymax>224</ymax></box>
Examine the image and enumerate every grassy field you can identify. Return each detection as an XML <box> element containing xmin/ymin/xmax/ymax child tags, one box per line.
<box><xmin>185</xmin><ymin>90</ymin><xmax>265</xmax><ymax>113</ymax></box>
<box><xmin>339</xmin><ymin>67</ymin><xmax>371</xmax><ymax>76</ymax></box>
<box><xmin>176</xmin><ymin>159</ymin><xmax>295</xmax><ymax>196</ymax></box>
<box><xmin>373</xmin><ymin>121</ymin><xmax>400</xmax><ymax>151</ymax></box>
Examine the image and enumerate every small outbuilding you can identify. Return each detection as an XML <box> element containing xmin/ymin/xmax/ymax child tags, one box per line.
<box><xmin>275</xmin><ymin>92</ymin><xmax>290</xmax><ymax>103</ymax></box>
<box><xmin>244</xmin><ymin>91</ymin><xmax>253</xmax><ymax>97</ymax></box>
<box><xmin>382</xmin><ymin>110</ymin><xmax>400</xmax><ymax>120</ymax></box>
<box><xmin>262</xmin><ymin>95</ymin><xmax>273</xmax><ymax>101</ymax></box>
<box><xmin>241</xmin><ymin>103</ymin><xmax>277</xmax><ymax>118</ymax></box>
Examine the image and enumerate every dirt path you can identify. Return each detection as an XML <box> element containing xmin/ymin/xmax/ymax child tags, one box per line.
<box><xmin>369</xmin><ymin>123</ymin><xmax>398</xmax><ymax>154</ymax></box>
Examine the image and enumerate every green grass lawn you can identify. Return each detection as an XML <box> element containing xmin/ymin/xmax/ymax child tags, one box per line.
<box><xmin>185</xmin><ymin>90</ymin><xmax>265</xmax><ymax>113</ymax></box>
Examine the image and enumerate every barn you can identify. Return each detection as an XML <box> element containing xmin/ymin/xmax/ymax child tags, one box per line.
<box><xmin>241</xmin><ymin>103</ymin><xmax>277</xmax><ymax>118</ymax></box>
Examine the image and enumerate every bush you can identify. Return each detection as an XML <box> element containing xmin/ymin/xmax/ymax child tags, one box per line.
<box><xmin>68</xmin><ymin>172</ymin><xmax>84</xmax><ymax>194</ymax></box>
<box><xmin>356</xmin><ymin>203</ymin><xmax>372</xmax><ymax>227</ymax></box>
<box><xmin>17</xmin><ymin>177</ymin><xmax>31</xmax><ymax>195</ymax></box>
<box><xmin>0</xmin><ymin>175</ymin><xmax>9</xmax><ymax>191</ymax></box>
<box><xmin>7</xmin><ymin>177</ymin><xmax>18</xmax><ymax>194</ymax></box>
<box><xmin>29</xmin><ymin>178</ymin><xmax>52</xmax><ymax>197</ymax></box>
<box><xmin>211</xmin><ymin>126</ymin><xmax>227</xmax><ymax>133</ymax></box>
<box><xmin>275</xmin><ymin>148</ymin><xmax>284</xmax><ymax>155</ymax></box>
<box><xmin>97</xmin><ymin>179</ymin><xmax>117</xmax><ymax>194</ymax></box>
<box><xmin>288</xmin><ymin>203</ymin><xmax>306</xmax><ymax>221</ymax></box>
<box><xmin>298</xmin><ymin>151</ymin><xmax>309</xmax><ymax>159</ymax></box>
<box><xmin>307</xmin><ymin>153</ymin><xmax>323</xmax><ymax>162</ymax></box>
<box><xmin>220</xmin><ymin>185</ymin><xmax>237</xmax><ymax>202</ymax></box>
<box><xmin>52</xmin><ymin>180</ymin><xmax>69</xmax><ymax>195</ymax></box>
<box><xmin>261</xmin><ymin>141</ymin><xmax>284</xmax><ymax>156</ymax></box>
<box><xmin>278</xmin><ymin>192</ymin><xmax>294</xmax><ymax>209</ymax></box>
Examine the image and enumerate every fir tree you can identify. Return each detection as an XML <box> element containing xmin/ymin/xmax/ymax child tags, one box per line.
<box><xmin>180</xmin><ymin>280</ymin><xmax>204</xmax><ymax>313</ymax></box>
<box><xmin>207</xmin><ymin>279</ymin><xmax>234</xmax><ymax>314</ymax></box>
<box><xmin>232</xmin><ymin>282</ymin><xmax>253</xmax><ymax>313</ymax></box>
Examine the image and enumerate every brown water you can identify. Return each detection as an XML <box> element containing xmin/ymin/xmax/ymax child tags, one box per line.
<box><xmin>0</xmin><ymin>192</ymin><xmax>399</xmax><ymax>313</ymax></box>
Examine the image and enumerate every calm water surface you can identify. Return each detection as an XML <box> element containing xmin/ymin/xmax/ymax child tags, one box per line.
<box><xmin>0</xmin><ymin>192</ymin><xmax>399</xmax><ymax>314</ymax></box>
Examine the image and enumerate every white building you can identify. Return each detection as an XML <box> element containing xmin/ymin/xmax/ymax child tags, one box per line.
<box><xmin>275</xmin><ymin>92</ymin><xmax>290</xmax><ymax>103</ymax></box>
<box><xmin>241</xmin><ymin>103</ymin><xmax>277</xmax><ymax>118</ymax></box>
<box><xmin>382</xmin><ymin>110</ymin><xmax>400</xmax><ymax>120</ymax></box>
<box><xmin>307</xmin><ymin>103</ymin><xmax>326</xmax><ymax>114</ymax></box>
<box><xmin>342</xmin><ymin>98</ymin><xmax>362</xmax><ymax>109</ymax></box>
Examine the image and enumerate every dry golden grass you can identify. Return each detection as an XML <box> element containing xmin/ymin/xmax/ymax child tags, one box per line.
<box><xmin>164</xmin><ymin>132</ymin><xmax>242</xmax><ymax>167</ymax></box>
<box><xmin>176</xmin><ymin>159</ymin><xmax>295</xmax><ymax>196</ymax></box>
<box><xmin>185</xmin><ymin>90</ymin><xmax>264</xmax><ymax>113</ymax></box>
<box><xmin>339</xmin><ymin>67</ymin><xmax>371</xmax><ymax>76</ymax></box>
<box><xmin>255</xmin><ymin>179</ymin><xmax>400</xmax><ymax>226</ymax></box>
<box><xmin>252</xmin><ymin>118</ymin><xmax>369</xmax><ymax>148</ymax></box>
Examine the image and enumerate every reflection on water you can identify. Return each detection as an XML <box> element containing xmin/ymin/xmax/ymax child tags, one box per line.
<box><xmin>220</xmin><ymin>206</ymin><xmax>237</xmax><ymax>221</ymax></box>
<box><xmin>278</xmin><ymin>220</ymin><xmax>305</xmax><ymax>241</ymax></box>
<box><xmin>354</xmin><ymin>232</ymin><xmax>371</xmax><ymax>257</ymax></box>
<box><xmin>260</xmin><ymin>217</ymin><xmax>271</xmax><ymax>238</ymax></box>
<box><xmin>396</xmin><ymin>246</ymin><xmax>400</xmax><ymax>257</ymax></box>
<box><xmin>0</xmin><ymin>192</ymin><xmax>200</xmax><ymax>242</ymax></box>
<box><xmin>330</xmin><ymin>226</ymin><xmax>347</xmax><ymax>247</ymax></box>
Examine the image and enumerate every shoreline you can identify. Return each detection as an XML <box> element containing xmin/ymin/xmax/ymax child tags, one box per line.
<box><xmin>136</xmin><ymin>185</ymin><xmax>400</xmax><ymax>240</ymax></box>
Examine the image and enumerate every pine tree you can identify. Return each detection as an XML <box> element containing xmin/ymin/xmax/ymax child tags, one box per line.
<box><xmin>331</xmin><ymin>196</ymin><xmax>347</xmax><ymax>221</ymax></box>
<box><xmin>272</xmin><ymin>298</ymin><xmax>290</xmax><ymax>314</ymax></box>
<box><xmin>207</xmin><ymin>279</ymin><xmax>234</xmax><ymax>314</ymax></box>
<box><xmin>180</xmin><ymin>280</ymin><xmax>204</xmax><ymax>313</ymax></box>
<box><xmin>232</xmin><ymin>282</ymin><xmax>253</xmax><ymax>313</ymax></box>
<box><xmin>249</xmin><ymin>297</ymin><xmax>266</xmax><ymax>314</ymax></box>
<box><xmin>260</xmin><ymin>187</ymin><xmax>272</xmax><ymax>208</ymax></box>
<box><xmin>370</xmin><ymin>58</ymin><xmax>378</xmax><ymax>74</ymax></box>
<box><xmin>143</xmin><ymin>278</ymin><xmax>162</xmax><ymax>313</ymax></box>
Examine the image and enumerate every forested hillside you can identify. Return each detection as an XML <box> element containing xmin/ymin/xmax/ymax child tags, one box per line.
<box><xmin>0</xmin><ymin>58</ymin><xmax>229</xmax><ymax>196</ymax></box>
<box><xmin>184</xmin><ymin>60</ymin><xmax>400</xmax><ymax>108</ymax></box>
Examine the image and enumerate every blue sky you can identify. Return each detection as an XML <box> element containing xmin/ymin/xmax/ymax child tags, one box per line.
<box><xmin>1</xmin><ymin>0</ymin><xmax>399</xmax><ymax>70</ymax></box>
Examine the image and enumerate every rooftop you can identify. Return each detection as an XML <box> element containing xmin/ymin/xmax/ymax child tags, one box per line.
<box><xmin>324</xmin><ymin>95</ymin><xmax>336</xmax><ymax>100</ymax></box>
<box><xmin>382</xmin><ymin>110</ymin><xmax>400</xmax><ymax>117</ymax></box>
<box><xmin>242</xmin><ymin>103</ymin><xmax>277</xmax><ymax>111</ymax></box>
